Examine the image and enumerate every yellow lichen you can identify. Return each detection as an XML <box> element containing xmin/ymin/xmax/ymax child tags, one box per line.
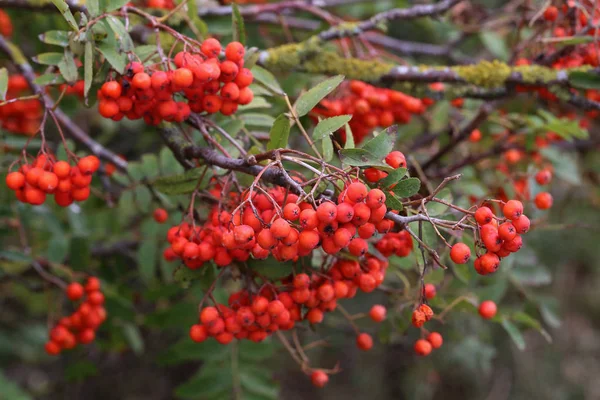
<box><xmin>452</xmin><ymin>61</ymin><xmax>512</xmax><ymax>88</ymax></box>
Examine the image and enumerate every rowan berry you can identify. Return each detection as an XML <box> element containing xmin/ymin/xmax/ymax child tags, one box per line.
<box><xmin>201</xmin><ymin>38</ymin><xmax>221</xmax><ymax>58</ymax></box>
<box><xmin>424</xmin><ymin>283</ymin><xmax>436</xmax><ymax>299</ymax></box>
<box><xmin>414</xmin><ymin>339</ymin><xmax>432</xmax><ymax>356</ymax></box>
<box><xmin>369</xmin><ymin>305</ymin><xmax>386</xmax><ymax>322</ymax></box>
<box><xmin>45</xmin><ymin>341</ymin><xmax>61</xmax><ymax>356</ymax></box>
<box><xmin>543</xmin><ymin>6</ymin><xmax>558</xmax><ymax>21</ymax></box>
<box><xmin>478</xmin><ymin>252</ymin><xmax>500</xmax><ymax>274</ymax></box>
<box><xmin>101</xmin><ymin>81</ymin><xmax>122</xmax><ymax>99</ymax></box>
<box><xmin>534</xmin><ymin>192</ymin><xmax>553</xmax><ymax>210</ymax></box>
<box><xmin>498</xmin><ymin>222</ymin><xmax>517</xmax><ymax>241</ymax></box>
<box><xmin>311</xmin><ymin>371</ymin><xmax>329</xmax><ymax>388</ymax></box>
<box><xmin>503</xmin><ymin>200</ymin><xmax>524</xmax><ymax>220</ymax></box>
<box><xmin>385</xmin><ymin>151</ymin><xmax>406</xmax><ymax>169</ymax></box>
<box><xmin>427</xmin><ymin>332</ymin><xmax>443</xmax><ymax>349</ymax></box>
<box><xmin>6</xmin><ymin>171</ymin><xmax>25</xmax><ymax>190</ymax></box>
<box><xmin>512</xmin><ymin>215</ymin><xmax>530</xmax><ymax>234</ymax></box>
<box><xmin>132</xmin><ymin>72</ymin><xmax>151</xmax><ymax>90</ymax></box>
<box><xmin>234</xmin><ymin>68</ymin><xmax>253</xmax><ymax>88</ymax></box>
<box><xmin>474</xmin><ymin>206</ymin><xmax>494</xmax><ymax>225</ymax></box>
<box><xmin>535</xmin><ymin>169</ymin><xmax>552</xmax><ymax>185</ymax></box>
<box><xmin>66</xmin><ymin>283</ymin><xmax>84</xmax><ymax>301</ymax></box>
<box><xmin>356</xmin><ymin>333</ymin><xmax>373</xmax><ymax>351</ymax></box>
<box><xmin>478</xmin><ymin>300</ymin><xmax>497</xmax><ymax>319</ymax></box>
<box><xmin>190</xmin><ymin>324</ymin><xmax>208</xmax><ymax>343</ymax></box>
<box><xmin>365</xmin><ymin>188</ymin><xmax>386</xmax><ymax>209</ymax></box>
<box><xmin>346</xmin><ymin>182</ymin><xmax>368</xmax><ymax>203</ymax></box>
<box><xmin>173</xmin><ymin>68</ymin><xmax>194</xmax><ymax>88</ymax></box>
<box><xmin>450</xmin><ymin>242</ymin><xmax>471</xmax><ymax>264</ymax></box>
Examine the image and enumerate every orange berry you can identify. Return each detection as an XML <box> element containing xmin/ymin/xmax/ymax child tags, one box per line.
<box><xmin>52</xmin><ymin>161</ymin><xmax>71</xmax><ymax>179</ymax></box>
<box><xmin>5</xmin><ymin>171</ymin><xmax>25</xmax><ymax>190</ymax></box>
<box><xmin>225</xmin><ymin>41</ymin><xmax>245</xmax><ymax>62</ymax></box>
<box><xmin>503</xmin><ymin>200</ymin><xmax>524</xmax><ymax>220</ymax></box>
<box><xmin>534</xmin><ymin>192</ymin><xmax>553</xmax><ymax>210</ymax></box>
<box><xmin>201</xmin><ymin>38</ymin><xmax>222</xmax><ymax>58</ymax></box>
<box><xmin>450</xmin><ymin>242</ymin><xmax>471</xmax><ymax>264</ymax></box>
<box><xmin>101</xmin><ymin>81</ymin><xmax>122</xmax><ymax>99</ymax></box>
<box><xmin>173</xmin><ymin>68</ymin><xmax>194</xmax><ymax>88</ymax></box>
<box><xmin>414</xmin><ymin>339</ymin><xmax>432</xmax><ymax>356</ymax></box>
<box><xmin>427</xmin><ymin>332</ymin><xmax>443</xmax><ymax>349</ymax></box>
<box><xmin>424</xmin><ymin>283</ymin><xmax>436</xmax><ymax>299</ymax></box>
<box><xmin>369</xmin><ymin>304</ymin><xmax>386</xmax><ymax>322</ymax></box>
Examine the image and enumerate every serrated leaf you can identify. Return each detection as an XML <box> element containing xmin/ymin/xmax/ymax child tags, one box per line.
<box><xmin>391</xmin><ymin>177</ymin><xmax>421</xmax><ymax>198</ymax></box>
<box><xmin>84</xmin><ymin>41</ymin><xmax>93</xmax><ymax>99</ymax></box>
<box><xmin>134</xmin><ymin>45</ymin><xmax>158</xmax><ymax>64</ymax></box>
<box><xmin>322</xmin><ymin>136</ymin><xmax>333</xmax><ymax>162</ymax></box>
<box><xmin>385</xmin><ymin>193</ymin><xmax>403</xmax><ymax>211</ymax></box>
<box><xmin>240</xmin><ymin>113</ymin><xmax>275</xmax><ymax>128</ymax></box>
<box><xmin>0</xmin><ymin>68</ymin><xmax>7</xmax><ymax>101</ymax></box>
<box><xmin>267</xmin><ymin>114</ymin><xmax>290</xmax><ymax>150</ymax></box>
<box><xmin>51</xmin><ymin>0</ymin><xmax>79</xmax><ymax>30</ymax></box>
<box><xmin>313</xmin><ymin>115</ymin><xmax>352</xmax><ymax>140</ymax></box>
<box><xmin>339</xmin><ymin>148</ymin><xmax>387</xmax><ymax>167</ymax></box>
<box><xmin>106</xmin><ymin>16</ymin><xmax>134</xmax><ymax>52</ymax></box>
<box><xmin>378</xmin><ymin>167</ymin><xmax>407</xmax><ymax>188</ymax></box>
<box><xmin>153</xmin><ymin>168</ymin><xmax>210</xmax><ymax>195</ymax></box>
<box><xmin>295</xmin><ymin>75</ymin><xmax>344</xmax><ymax>117</ymax></box>
<box><xmin>362</xmin><ymin>125</ymin><xmax>398</xmax><ymax>159</ymax></box>
<box><xmin>98</xmin><ymin>42</ymin><xmax>127</xmax><ymax>74</ymax></box>
<box><xmin>568</xmin><ymin>70</ymin><xmax>600</xmax><ymax>89</ymax></box>
<box><xmin>34</xmin><ymin>73</ymin><xmax>66</xmax><ymax>86</ymax></box>
<box><xmin>231</xmin><ymin>3</ymin><xmax>246</xmax><ymax>45</ymax></box>
<box><xmin>58</xmin><ymin>49</ymin><xmax>78</xmax><ymax>83</ymax></box>
<box><xmin>33</xmin><ymin>52</ymin><xmax>64</xmax><ymax>66</ymax></box>
<box><xmin>251</xmin><ymin>65</ymin><xmax>284</xmax><ymax>96</ymax></box>
<box><xmin>344</xmin><ymin>123</ymin><xmax>354</xmax><ymax>149</ymax></box>
<box><xmin>39</xmin><ymin>30</ymin><xmax>70</xmax><ymax>47</ymax></box>
<box><xmin>501</xmin><ymin>319</ymin><xmax>526</xmax><ymax>350</ymax></box>
<box><xmin>86</xmin><ymin>0</ymin><xmax>100</xmax><ymax>17</ymax></box>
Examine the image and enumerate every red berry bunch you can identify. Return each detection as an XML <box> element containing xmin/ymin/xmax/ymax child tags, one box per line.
<box><xmin>312</xmin><ymin>80</ymin><xmax>426</xmax><ymax>144</ymax></box>
<box><xmin>45</xmin><ymin>277</ymin><xmax>106</xmax><ymax>356</ymax></box>
<box><xmin>375</xmin><ymin>230</ymin><xmax>413</xmax><ymax>257</ymax></box>
<box><xmin>414</xmin><ymin>332</ymin><xmax>443</xmax><ymax>356</ymax></box>
<box><xmin>97</xmin><ymin>39</ymin><xmax>253</xmax><ymax>124</ymax></box>
<box><xmin>473</xmin><ymin>200</ymin><xmax>530</xmax><ymax>275</ymax></box>
<box><xmin>5</xmin><ymin>153</ymin><xmax>100</xmax><ymax>206</ymax></box>
<box><xmin>189</xmin><ymin>254</ymin><xmax>389</xmax><ymax>345</ymax></box>
<box><xmin>364</xmin><ymin>150</ymin><xmax>407</xmax><ymax>183</ymax></box>
<box><xmin>0</xmin><ymin>75</ymin><xmax>42</xmax><ymax>136</ymax></box>
<box><xmin>164</xmin><ymin>181</ymin><xmax>392</xmax><ymax>269</ymax></box>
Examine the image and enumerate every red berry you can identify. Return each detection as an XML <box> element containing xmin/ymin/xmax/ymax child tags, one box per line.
<box><xmin>346</xmin><ymin>182</ymin><xmax>368</xmax><ymax>203</ymax></box>
<box><xmin>225</xmin><ymin>41</ymin><xmax>245</xmax><ymax>62</ymax></box>
<box><xmin>189</xmin><ymin>324</ymin><xmax>208</xmax><ymax>343</ymax></box>
<box><xmin>450</xmin><ymin>242</ymin><xmax>470</xmax><ymax>264</ymax></box>
<box><xmin>66</xmin><ymin>282</ymin><xmax>84</xmax><ymax>301</ymax></box>
<box><xmin>369</xmin><ymin>305</ymin><xmax>386</xmax><ymax>322</ymax></box>
<box><xmin>201</xmin><ymin>38</ymin><xmax>221</xmax><ymax>58</ymax></box>
<box><xmin>385</xmin><ymin>151</ymin><xmax>406</xmax><ymax>169</ymax></box>
<box><xmin>478</xmin><ymin>300</ymin><xmax>497</xmax><ymax>319</ymax></box>
<box><xmin>424</xmin><ymin>283</ymin><xmax>436</xmax><ymax>299</ymax></box>
<box><xmin>474</xmin><ymin>206</ymin><xmax>494</xmax><ymax>225</ymax></box>
<box><xmin>503</xmin><ymin>200</ymin><xmax>523</xmax><ymax>220</ymax></box>
<box><xmin>535</xmin><ymin>169</ymin><xmax>552</xmax><ymax>185</ymax></box>
<box><xmin>153</xmin><ymin>208</ymin><xmax>168</xmax><ymax>223</ymax></box>
<box><xmin>534</xmin><ymin>192</ymin><xmax>553</xmax><ymax>210</ymax></box>
<box><xmin>6</xmin><ymin>171</ymin><xmax>25</xmax><ymax>190</ymax></box>
<box><xmin>427</xmin><ymin>332</ymin><xmax>443</xmax><ymax>349</ymax></box>
<box><xmin>414</xmin><ymin>339</ymin><xmax>432</xmax><ymax>356</ymax></box>
<box><xmin>311</xmin><ymin>371</ymin><xmax>329</xmax><ymax>388</ymax></box>
<box><xmin>356</xmin><ymin>333</ymin><xmax>373</xmax><ymax>351</ymax></box>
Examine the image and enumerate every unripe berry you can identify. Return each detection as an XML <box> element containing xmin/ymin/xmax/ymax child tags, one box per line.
<box><xmin>478</xmin><ymin>300</ymin><xmax>497</xmax><ymax>319</ymax></box>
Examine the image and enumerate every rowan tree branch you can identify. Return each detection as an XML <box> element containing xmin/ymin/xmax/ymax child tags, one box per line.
<box><xmin>0</xmin><ymin>35</ymin><xmax>128</xmax><ymax>171</ymax></box>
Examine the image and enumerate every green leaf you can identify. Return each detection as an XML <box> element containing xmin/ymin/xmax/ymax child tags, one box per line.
<box><xmin>134</xmin><ymin>45</ymin><xmax>158</xmax><ymax>64</ymax></box>
<box><xmin>51</xmin><ymin>0</ymin><xmax>79</xmax><ymax>30</ymax></box>
<box><xmin>0</xmin><ymin>372</ymin><xmax>33</xmax><ymax>400</ymax></box>
<box><xmin>240</xmin><ymin>113</ymin><xmax>275</xmax><ymax>128</ymax></box>
<box><xmin>295</xmin><ymin>75</ymin><xmax>344</xmax><ymax>117</ymax></box>
<box><xmin>540</xmin><ymin>147</ymin><xmax>581</xmax><ymax>185</ymax></box>
<box><xmin>105</xmin><ymin>16</ymin><xmax>134</xmax><ymax>52</ymax></box>
<box><xmin>568</xmin><ymin>70</ymin><xmax>600</xmax><ymax>89</ymax></box>
<box><xmin>65</xmin><ymin>360</ymin><xmax>98</xmax><ymax>382</ymax></box>
<box><xmin>122</xmin><ymin>322</ymin><xmax>145</xmax><ymax>355</ymax></box>
<box><xmin>58</xmin><ymin>49</ymin><xmax>79</xmax><ymax>83</ymax></box>
<box><xmin>98</xmin><ymin>42</ymin><xmax>127</xmax><ymax>74</ymax></box>
<box><xmin>102</xmin><ymin>0</ymin><xmax>130</xmax><ymax>13</ymax></box>
<box><xmin>426</xmin><ymin>188</ymin><xmax>453</xmax><ymax>216</ymax></box>
<box><xmin>39</xmin><ymin>30</ymin><xmax>70</xmax><ymax>47</ymax></box>
<box><xmin>141</xmin><ymin>154</ymin><xmax>160</xmax><ymax>180</ymax></box>
<box><xmin>501</xmin><ymin>318</ymin><xmax>526</xmax><ymax>350</ymax></box>
<box><xmin>84</xmin><ymin>41</ymin><xmax>93</xmax><ymax>99</ymax></box>
<box><xmin>34</xmin><ymin>73</ymin><xmax>66</xmax><ymax>86</ymax></box>
<box><xmin>238</xmin><ymin>96</ymin><xmax>271</xmax><ymax>111</ymax></box>
<box><xmin>251</xmin><ymin>65</ymin><xmax>284</xmax><ymax>96</ymax></box>
<box><xmin>385</xmin><ymin>193</ymin><xmax>403</xmax><ymax>211</ymax></box>
<box><xmin>312</xmin><ymin>115</ymin><xmax>352</xmax><ymax>140</ymax></box>
<box><xmin>248</xmin><ymin>257</ymin><xmax>294</xmax><ymax>280</ymax></box>
<box><xmin>378</xmin><ymin>167</ymin><xmax>407</xmax><ymax>188</ymax></box>
<box><xmin>137</xmin><ymin>220</ymin><xmax>159</xmax><ymax>283</ymax></box>
<box><xmin>32</xmin><ymin>52</ymin><xmax>64</xmax><ymax>66</ymax></box>
<box><xmin>0</xmin><ymin>68</ymin><xmax>7</xmax><ymax>101</ymax></box>
<box><xmin>86</xmin><ymin>0</ymin><xmax>100</xmax><ymax>17</ymax></box>
<box><xmin>344</xmin><ymin>123</ymin><xmax>354</xmax><ymax>149</ymax></box>
<box><xmin>231</xmin><ymin>3</ymin><xmax>246</xmax><ymax>45</ymax></box>
<box><xmin>267</xmin><ymin>114</ymin><xmax>291</xmax><ymax>150</ymax></box>
<box><xmin>391</xmin><ymin>177</ymin><xmax>421</xmax><ymax>198</ymax></box>
<box><xmin>339</xmin><ymin>148</ymin><xmax>386</xmax><ymax>167</ymax></box>
<box><xmin>69</xmin><ymin>236</ymin><xmax>90</xmax><ymax>271</ymax></box>
<box><xmin>175</xmin><ymin>366</ymin><xmax>232</xmax><ymax>399</ymax></box>
<box><xmin>510</xmin><ymin>264</ymin><xmax>551</xmax><ymax>286</ymax></box>
<box><xmin>0</xmin><ymin>250</ymin><xmax>34</xmax><ymax>263</ymax></box>
<box><xmin>153</xmin><ymin>168</ymin><xmax>210</xmax><ymax>195</ymax></box>
<box><xmin>511</xmin><ymin>312</ymin><xmax>552</xmax><ymax>343</ymax></box>
<box><xmin>47</xmin><ymin>236</ymin><xmax>69</xmax><ymax>263</ymax></box>
<box><xmin>362</xmin><ymin>125</ymin><xmax>398</xmax><ymax>159</ymax></box>
<box><xmin>480</xmin><ymin>31</ymin><xmax>509</xmax><ymax>61</ymax></box>
<box><xmin>322</xmin><ymin>136</ymin><xmax>334</xmax><ymax>162</ymax></box>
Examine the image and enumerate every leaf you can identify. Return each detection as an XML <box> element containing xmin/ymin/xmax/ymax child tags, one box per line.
<box><xmin>511</xmin><ymin>311</ymin><xmax>552</xmax><ymax>343</ymax></box>
<box><xmin>86</xmin><ymin>0</ymin><xmax>100</xmax><ymax>17</ymax></box>
<box><xmin>153</xmin><ymin>168</ymin><xmax>210</xmax><ymax>195</ymax></box>
<box><xmin>69</xmin><ymin>236</ymin><xmax>90</xmax><ymax>271</ymax></box>
<box><xmin>122</xmin><ymin>322</ymin><xmax>145</xmax><ymax>355</ymax></box>
<box><xmin>322</xmin><ymin>136</ymin><xmax>334</xmax><ymax>162</ymax></box>
<box><xmin>240</xmin><ymin>113</ymin><xmax>275</xmax><ymax>128</ymax></box>
<box><xmin>339</xmin><ymin>148</ymin><xmax>387</xmax><ymax>167</ymax></box>
<box><xmin>102</xmin><ymin>0</ymin><xmax>130</xmax><ymax>13</ymax></box>
<box><xmin>105</xmin><ymin>16</ymin><xmax>134</xmax><ymax>52</ymax></box>
<box><xmin>34</xmin><ymin>73</ymin><xmax>66</xmax><ymax>86</ymax></box>
<box><xmin>238</xmin><ymin>96</ymin><xmax>271</xmax><ymax>111</ymax></box>
<box><xmin>362</xmin><ymin>125</ymin><xmax>398</xmax><ymax>159</ymax></box>
<box><xmin>39</xmin><ymin>30</ymin><xmax>70</xmax><ymax>47</ymax></box>
<box><xmin>231</xmin><ymin>3</ymin><xmax>246</xmax><ymax>45</ymax></box>
<box><xmin>312</xmin><ymin>115</ymin><xmax>352</xmax><ymax>140</ymax></box>
<box><xmin>134</xmin><ymin>45</ymin><xmax>158</xmax><ymax>64</ymax></box>
<box><xmin>84</xmin><ymin>41</ymin><xmax>93</xmax><ymax>99</ymax></box>
<box><xmin>480</xmin><ymin>31</ymin><xmax>509</xmax><ymax>61</ymax></box>
<box><xmin>58</xmin><ymin>49</ymin><xmax>79</xmax><ymax>83</ymax></box>
<box><xmin>568</xmin><ymin>70</ymin><xmax>600</xmax><ymax>89</ymax></box>
<box><xmin>47</xmin><ymin>236</ymin><xmax>69</xmax><ymax>263</ymax></box>
<box><xmin>344</xmin><ymin>123</ymin><xmax>354</xmax><ymax>149</ymax></box>
<box><xmin>0</xmin><ymin>68</ymin><xmax>7</xmax><ymax>101</ymax></box>
<box><xmin>385</xmin><ymin>193</ymin><xmax>403</xmax><ymax>211</ymax></box>
<box><xmin>267</xmin><ymin>114</ymin><xmax>291</xmax><ymax>150</ymax></box>
<box><xmin>251</xmin><ymin>65</ymin><xmax>284</xmax><ymax>96</ymax></box>
<box><xmin>510</xmin><ymin>264</ymin><xmax>552</xmax><ymax>286</ymax></box>
<box><xmin>294</xmin><ymin>75</ymin><xmax>344</xmax><ymax>117</ymax></box>
<box><xmin>540</xmin><ymin>147</ymin><xmax>581</xmax><ymax>185</ymax></box>
<box><xmin>51</xmin><ymin>0</ymin><xmax>79</xmax><ymax>30</ymax></box>
<box><xmin>137</xmin><ymin>220</ymin><xmax>159</xmax><ymax>283</ymax></box>
<box><xmin>378</xmin><ymin>167</ymin><xmax>407</xmax><ymax>188</ymax></box>
<box><xmin>0</xmin><ymin>250</ymin><xmax>34</xmax><ymax>263</ymax></box>
<box><xmin>98</xmin><ymin>42</ymin><xmax>127</xmax><ymax>74</ymax></box>
<box><xmin>391</xmin><ymin>177</ymin><xmax>421</xmax><ymax>198</ymax></box>
<box><xmin>32</xmin><ymin>52</ymin><xmax>64</xmax><ymax>66</ymax></box>
<box><xmin>501</xmin><ymin>319</ymin><xmax>526</xmax><ymax>350</ymax></box>
<box><xmin>0</xmin><ymin>372</ymin><xmax>33</xmax><ymax>400</ymax></box>
<box><xmin>248</xmin><ymin>257</ymin><xmax>294</xmax><ymax>280</ymax></box>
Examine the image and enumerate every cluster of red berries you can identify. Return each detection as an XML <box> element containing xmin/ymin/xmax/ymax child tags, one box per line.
<box><xmin>0</xmin><ymin>9</ymin><xmax>12</xmax><ymax>37</ymax></box>
<box><xmin>471</xmin><ymin>200</ymin><xmax>531</xmax><ymax>275</ymax></box>
<box><xmin>411</xmin><ymin>303</ymin><xmax>434</xmax><ymax>328</ymax></box>
<box><xmin>45</xmin><ymin>277</ymin><xmax>106</xmax><ymax>356</ymax></box>
<box><xmin>0</xmin><ymin>75</ymin><xmax>42</xmax><ymax>136</ymax></box>
<box><xmin>414</xmin><ymin>332</ymin><xmax>443</xmax><ymax>356</ymax></box>
<box><xmin>97</xmin><ymin>39</ymin><xmax>253</xmax><ymax>125</ymax></box>
<box><xmin>363</xmin><ymin>150</ymin><xmax>407</xmax><ymax>183</ymax></box>
<box><xmin>312</xmin><ymin>80</ymin><xmax>426</xmax><ymax>144</ymax></box>
<box><xmin>164</xmin><ymin>181</ymin><xmax>392</xmax><ymax>269</ymax></box>
<box><xmin>189</xmin><ymin>255</ymin><xmax>387</xmax><ymax>348</ymax></box>
<box><xmin>5</xmin><ymin>153</ymin><xmax>100</xmax><ymax>206</ymax></box>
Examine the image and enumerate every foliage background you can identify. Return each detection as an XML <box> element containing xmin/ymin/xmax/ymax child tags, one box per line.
<box><xmin>1</xmin><ymin>0</ymin><xmax>600</xmax><ymax>399</ymax></box>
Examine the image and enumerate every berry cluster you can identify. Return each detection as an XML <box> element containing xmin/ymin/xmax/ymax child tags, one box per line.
<box><xmin>45</xmin><ymin>277</ymin><xmax>106</xmax><ymax>356</ymax></box>
<box><xmin>97</xmin><ymin>39</ymin><xmax>253</xmax><ymax>125</ymax></box>
<box><xmin>363</xmin><ymin>150</ymin><xmax>407</xmax><ymax>183</ymax></box>
<box><xmin>312</xmin><ymin>81</ymin><xmax>426</xmax><ymax>144</ymax></box>
<box><xmin>414</xmin><ymin>332</ymin><xmax>443</xmax><ymax>356</ymax></box>
<box><xmin>0</xmin><ymin>75</ymin><xmax>42</xmax><ymax>136</ymax></box>
<box><xmin>164</xmin><ymin>181</ymin><xmax>392</xmax><ymax>269</ymax></box>
<box><xmin>472</xmin><ymin>200</ymin><xmax>531</xmax><ymax>275</ymax></box>
<box><xmin>5</xmin><ymin>153</ymin><xmax>100</xmax><ymax>206</ymax></box>
<box><xmin>189</xmin><ymin>255</ymin><xmax>388</xmax><ymax>347</ymax></box>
